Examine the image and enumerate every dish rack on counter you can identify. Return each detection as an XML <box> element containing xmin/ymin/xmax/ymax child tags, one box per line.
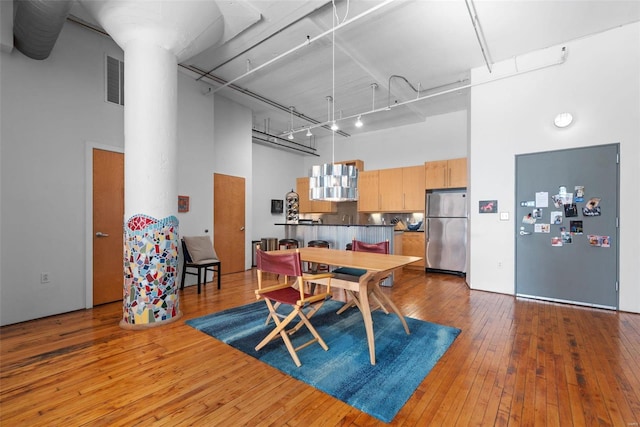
<box><xmin>285</xmin><ymin>190</ymin><xmax>299</xmax><ymax>224</ymax></box>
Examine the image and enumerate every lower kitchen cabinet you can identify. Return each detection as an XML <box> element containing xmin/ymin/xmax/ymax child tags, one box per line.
<box><xmin>402</xmin><ymin>232</ymin><xmax>425</xmax><ymax>270</ymax></box>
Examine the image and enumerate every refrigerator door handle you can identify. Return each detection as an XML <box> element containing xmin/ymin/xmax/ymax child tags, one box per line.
<box><xmin>426</xmin><ymin>218</ymin><xmax>430</xmax><ymax>240</ymax></box>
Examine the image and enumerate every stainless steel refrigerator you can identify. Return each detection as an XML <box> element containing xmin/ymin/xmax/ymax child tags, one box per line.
<box><xmin>425</xmin><ymin>190</ymin><xmax>468</xmax><ymax>276</ymax></box>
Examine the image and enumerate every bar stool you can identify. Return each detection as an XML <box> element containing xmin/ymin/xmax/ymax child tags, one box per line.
<box><xmin>307</xmin><ymin>240</ymin><xmax>330</xmax><ymax>273</ymax></box>
<box><xmin>279</xmin><ymin>238</ymin><xmax>299</xmax><ymax>250</ymax></box>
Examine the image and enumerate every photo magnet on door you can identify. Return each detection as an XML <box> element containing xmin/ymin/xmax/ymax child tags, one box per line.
<box><xmin>583</xmin><ymin>197</ymin><xmax>601</xmax><ymax>216</ymax></box>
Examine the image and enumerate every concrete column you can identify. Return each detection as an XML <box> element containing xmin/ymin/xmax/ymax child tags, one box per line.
<box><xmin>121</xmin><ymin>40</ymin><xmax>181</xmax><ymax>328</ymax></box>
<box><xmin>80</xmin><ymin>0</ymin><xmax>224</xmax><ymax>328</ymax></box>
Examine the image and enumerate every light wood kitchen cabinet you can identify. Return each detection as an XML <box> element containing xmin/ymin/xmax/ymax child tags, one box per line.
<box><xmin>335</xmin><ymin>159</ymin><xmax>364</xmax><ymax>171</ymax></box>
<box><xmin>402</xmin><ymin>232</ymin><xmax>425</xmax><ymax>270</ymax></box>
<box><xmin>425</xmin><ymin>157</ymin><xmax>467</xmax><ymax>189</ymax></box>
<box><xmin>378</xmin><ymin>166</ymin><xmax>425</xmax><ymax>212</ymax></box>
<box><xmin>379</xmin><ymin>168</ymin><xmax>403</xmax><ymax>211</ymax></box>
<box><xmin>357</xmin><ymin>170</ymin><xmax>380</xmax><ymax>212</ymax></box>
<box><xmin>296</xmin><ymin>177</ymin><xmax>337</xmax><ymax>213</ymax></box>
<box><xmin>402</xmin><ymin>165</ymin><xmax>426</xmax><ymax>211</ymax></box>
<box><xmin>358</xmin><ymin>165</ymin><xmax>426</xmax><ymax>212</ymax></box>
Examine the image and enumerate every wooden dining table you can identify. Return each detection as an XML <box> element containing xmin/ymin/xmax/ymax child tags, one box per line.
<box><xmin>274</xmin><ymin>246</ymin><xmax>422</xmax><ymax>365</ymax></box>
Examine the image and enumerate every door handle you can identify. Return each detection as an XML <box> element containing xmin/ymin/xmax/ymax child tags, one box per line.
<box><xmin>519</xmin><ymin>227</ymin><xmax>531</xmax><ymax>236</ymax></box>
<box><xmin>240</xmin><ymin>226</ymin><xmax>245</xmax><ymax>231</ymax></box>
<box><xmin>96</xmin><ymin>232</ymin><xmax>109</xmax><ymax>237</ymax></box>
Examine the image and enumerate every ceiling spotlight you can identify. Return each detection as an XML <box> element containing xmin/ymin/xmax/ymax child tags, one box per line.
<box><xmin>331</xmin><ymin>121</ymin><xmax>339</xmax><ymax>131</ymax></box>
<box><xmin>355</xmin><ymin>115</ymin><xmax>363</xmax><ymax>128</ymax></box>
<box><xmin>306</xmin><ymin>128</ymin><xmax>313</xmax><ymax>137</ymax></box>
<box><xmin>288</xmin><ymin>132</ymin><xmax>294</xmax><ymax>140</ymax></box>
<box><xmin>554</xmin><ymin>112</ymin><xmax>573</xmax><ymax>128</ymax></box>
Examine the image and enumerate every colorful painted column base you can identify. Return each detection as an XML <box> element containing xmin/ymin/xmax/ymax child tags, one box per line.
<box><xmin>121</xmin><ymin>214</ymin><xmax>182</xmax><ymax>329</ymax></box>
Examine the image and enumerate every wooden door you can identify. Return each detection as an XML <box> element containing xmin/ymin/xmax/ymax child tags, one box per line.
<box><xmin>379</xmin><ymin>168</ymin><xmax>403</xmax><ymax>211</ymax></box>
<box><xmin>214</xmin><ymin>173</ymin><xmax>246</xmax><ymax>273</ymax></box>
<box><xmin>357</xmin><ymin>170</ymin><xmax>379</xmax><ymax>212</ymax></box>
<box><xmin>402</xmin><ymin>165</ymin><xmax>426</xmax><ymax>211</ymax></box>
<box><xmin>447</xmin><ymin>158</ymin><xmax>468</xmax><ymax>188</ymax></box>
<box><xmin>93</xmin><ymin>148</ymin><xmax>124</xmax><ymax>305</ymax></box>
<box><xmin>425</xmin><ymin>160</ymin><xmax>448</xmax><ymax>189</ymax></box>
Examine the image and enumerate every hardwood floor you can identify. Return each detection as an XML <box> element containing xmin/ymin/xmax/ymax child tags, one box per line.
<box><xmin>2</xmin><ymin>269</ymin><xmax>639</xmax><ymax>426</ymax></box>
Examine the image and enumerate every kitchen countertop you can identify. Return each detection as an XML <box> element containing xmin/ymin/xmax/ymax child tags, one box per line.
<box><xmin>275</xmin><ymin>223</ymin><xmax>395</xmax><ymax>227</ymax></box>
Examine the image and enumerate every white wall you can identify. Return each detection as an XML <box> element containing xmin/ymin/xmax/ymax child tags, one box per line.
<box><xmin>469</xmin><ymin>23</ymin><xmax>640</xmax><ymax>313</ymax></box>
<box><xmin>213</xmin><ymin>95</ymin><xmax>254</xmax><ymax>269</ymax></box>
<box><xmin>306</xmin><ymin>110</ymin><xmax>468</xmax><ymax>171</ymax></box>
<box><xmin>1</xmin><ymin>23</ymin><xmax>125</xmax><ymax>325</ymax></box>
<box><xmin>251</xmin><ymin>143</ymin><xmax>307</xmax><ymax>242</ymax></box>
<box><xmin>0</xmin><ymin>22</ymin><xmax>229</xmax><ymax>324</ymax></box>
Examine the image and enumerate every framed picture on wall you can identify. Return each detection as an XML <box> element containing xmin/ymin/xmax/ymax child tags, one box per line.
<box><xmin>479</xmin><ymin>200</ymin><xmax>497</xmax><ymax>213</ymax></box>
<box><xmin>271</xmin><ymin>199</ymin><xmax>284</xmax><ymax>214</ymax></box>
<box><xmin>178</xmin><ymin>195</ymin><xmax>190</xmax><ymax>213</ymax></box>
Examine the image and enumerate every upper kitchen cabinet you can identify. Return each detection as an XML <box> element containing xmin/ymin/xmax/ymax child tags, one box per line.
<box><xmin>335</xmin><ymin>159</ymin><xmax>364</xmax><ymax>172</ymax></box>
<box><xmin>359</xmin><ymin>165</ymin><xmax>425</xmax><ymax>212</ymax></box>
<box><xmin>379</xmin><ymin>168</ymin><xmax>403</xmax><ymax>211</ymax></box>
<box><xmin>401</xmin><ymin>165</ymin><xmax>426</xmax><ymax>211</ymax></box>
<box><xmin>296</xmin><ymin>177</ymin><xmax>337</xmax><ymax>213</ymax></box>
<box><xmin>425</xmin><ymin>157</ymin><xmax>468</xmax><ymax>189</ymax></box>
<box><xmin>357</xmin><ymin>170</ymin><xmax>380</xmax><ymax>212</ymax></box>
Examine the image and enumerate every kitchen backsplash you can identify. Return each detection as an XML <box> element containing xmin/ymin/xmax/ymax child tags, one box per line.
<box><xmin>300</xmin><ymin>201</ymin><xmax>423</xmax><ymax>229</ymax></box>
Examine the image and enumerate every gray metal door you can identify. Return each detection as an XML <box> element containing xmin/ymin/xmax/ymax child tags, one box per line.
<box><xmin>515</xmin><ymin>144</ymin><xmax>619</xmax><ymax>309</ymax></box>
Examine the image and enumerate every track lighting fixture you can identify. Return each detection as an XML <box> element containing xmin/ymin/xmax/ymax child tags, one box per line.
<box><xmin>288</xmin><ymin>106</ymin><xmax>295</xmax><ymax>139</ymax></box>
<box><xmin>331</xmin><ymin>121</ymin><xmax>339</xmax><ymax>131</ymax></box>
<box><xmin>355</xmin><ymin>115</ymin><xmax>363</xmax><ymax>128</ymax></box>
<box><xmin>306</xmin><ymin>128</ymin><xmax>313</xmax><ymax>137</ymax></box>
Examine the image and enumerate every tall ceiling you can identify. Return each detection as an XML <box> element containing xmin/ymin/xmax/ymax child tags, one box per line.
<box><xmin>70</xmin><ymin>0</ymin><xmax>640</xmax><ymax>144</ymax></box>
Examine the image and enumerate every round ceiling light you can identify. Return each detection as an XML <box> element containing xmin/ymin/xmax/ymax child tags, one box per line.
<box><xmin>554</xmin><ymin>112</ymin><xmax>574</xmax><ymax>128</ymax></box>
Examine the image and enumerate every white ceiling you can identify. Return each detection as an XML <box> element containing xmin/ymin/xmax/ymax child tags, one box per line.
<box><xmin>71</xmin><ymin>0</ymin><xmax>640</xmax><ymax>144</ymax></box>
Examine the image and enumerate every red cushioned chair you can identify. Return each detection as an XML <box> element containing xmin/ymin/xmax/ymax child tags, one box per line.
<box><xmin>333</xmin><ymin>239</ymin><xmax>391</xmax><ymax>315</ymax></box>
<box><xmin>254</xmin><ymin>248</ymin><xmax>333</xmax><ymax>367</ymax></box>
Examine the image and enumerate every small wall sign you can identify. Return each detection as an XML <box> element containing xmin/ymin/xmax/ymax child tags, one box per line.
<box><xmin>178</xmin><ymin>195</ymin><xmax>190</xmax><ymax>213</ymax></box>
<box><xmin>479</xmin><ymin>200</ymin><xmax>497</xmax><ymax>213</ymax></box>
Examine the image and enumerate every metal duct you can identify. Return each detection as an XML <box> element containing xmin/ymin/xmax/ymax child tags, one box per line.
<box><xmin>13</xmin><ymin>0</ymin><xmax>73</xmax><ymax>60</ymax></box>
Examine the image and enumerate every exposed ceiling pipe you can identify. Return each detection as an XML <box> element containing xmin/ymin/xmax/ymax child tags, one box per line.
<box><xmin>196</xmin><ymin>0</ymin><xmax>334</xmax><ymax>80</ymax></box>
<box><xmin>387</xmin><ymin>75</ymin><xmax>421</xmax><ymax>108</ymax></box>
<box><xmin>13</xmin><ymin>0</ymin><xmax>73</xmax><ymax>60</ymax></box>
<box><xmin>252</xmin><ymin>129</ymin><xmax>319</xmax><ymax>156</ymax></box>
<box><xmin>65</xmin><ymin>12</ymin><xmax>351</xmax><ymax>138</ymax></box>
<box><xmin>212</xmin><ymin>0</ymin><xmax>397</xmax><ymax>94</ymax></box>
<box><xmin>182</xmin><ymin>63</ymin><xmax>351</xmax><ymax>137</ymax></box>
<box><xmin>465</xmin><ymin>0</ymin><xmax>493</xmax><ymax>73</ymax></box>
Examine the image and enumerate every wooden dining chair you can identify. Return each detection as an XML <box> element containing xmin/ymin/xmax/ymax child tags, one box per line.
<box><xmin>180</xmin><ymin>236</ymin><xmax>221</xmax><ymax>294</ymax></box>
<box><xmin>332</xmin><ymin>239</ymin><xmax>391</xmax><ymax>315</ymax></box>
<box><xmin>255</xmin><ymin>248</ymin><xmax>333</xmax><ymax>367</ymax></box>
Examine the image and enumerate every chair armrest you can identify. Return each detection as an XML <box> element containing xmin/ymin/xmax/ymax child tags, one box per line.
<box><xmin>298</xmin><ymin>291</ymin><xmax>332</xmax><ymax>306</ymax></box>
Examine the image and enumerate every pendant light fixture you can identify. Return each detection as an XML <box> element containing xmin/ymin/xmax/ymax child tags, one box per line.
<box><xmin>308</xmin><ymin>0</ymin><xmax>358</xmax><ymax>202</ymax></box>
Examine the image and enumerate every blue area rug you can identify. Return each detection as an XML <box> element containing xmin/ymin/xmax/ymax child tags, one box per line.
<box><xmin>186</xmin><ymin>300</ymin><xmax>461</xmax><ymax>423</ymax></box>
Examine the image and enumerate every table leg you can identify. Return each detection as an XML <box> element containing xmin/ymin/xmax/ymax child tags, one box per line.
<box><xmin>372</xmin><ymin>284</ymin><xmax>410</xmax><ymax>335</ymax></box>
<box><xmin>358</xmin><ymin>272</ymin><xmax>377</xmax><ymax>365</ymax></box>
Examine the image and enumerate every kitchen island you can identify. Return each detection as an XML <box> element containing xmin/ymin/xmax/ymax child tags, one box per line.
<box><xmin>275</xmin><ymin>223</ymin><xmax>399</xmax><ymax>285</ymax></box>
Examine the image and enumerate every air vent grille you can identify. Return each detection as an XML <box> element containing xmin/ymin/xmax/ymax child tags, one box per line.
<box><xmin>106</xmin><ymin>55</ymin><xmax>124</xmax><ymax>106</ymax></box>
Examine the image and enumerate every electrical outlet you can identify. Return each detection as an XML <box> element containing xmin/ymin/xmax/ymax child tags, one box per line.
<box><xmin>497</xmin><ymin>261</ymin><xmax>503</xmax><ymax>269</ymax></box>
<box><xmin>40</xmin><ymin>273</ymin><xmax>50</xmax><ymax>284</ymax></box>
